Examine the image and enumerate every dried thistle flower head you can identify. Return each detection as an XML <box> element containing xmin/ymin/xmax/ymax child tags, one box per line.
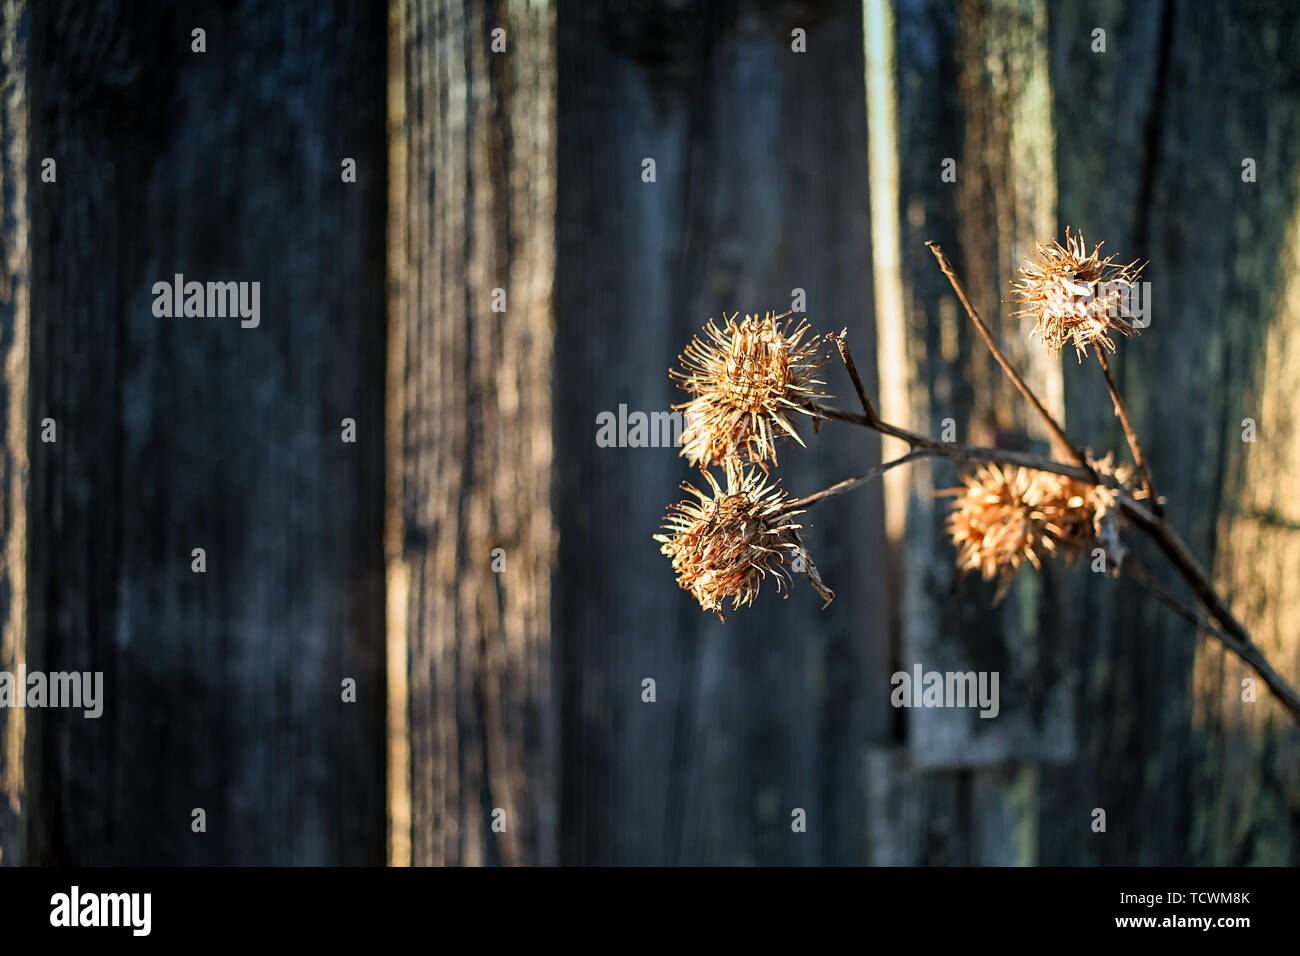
<box><xmin>654</xmin><ymin>462</ymin><xmax>834</xmax><ymax>619</ymax></box>
<box><xmin>673</xmin><ymin>311</ymin><xmax>828</xmax><ymax>469</ymax></box>
<box><xmin>1012</xmin><ymin>227</ymin><xmax>1145</xmax><ymax>360</ymax></box>
<box><xmin>941</xmin><ymin>463</ymin><xmax>1119</xmax><ymax>601</ymax></box>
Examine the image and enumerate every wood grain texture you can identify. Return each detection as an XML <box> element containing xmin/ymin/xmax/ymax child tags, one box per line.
<box><xmin>1043</xmin><ymin>0</ymin><xmax>1300</xmax><ymax>865</ymax></box>
<box><xmin>873</xmin><ymin>0</ymin><xmax>1300</xmax><ymax>866</ymax></box>
<box><xmin>25</xmin><ymin>0</ymin><xmax>388</xmax><ymax>864</ymax></box>
<box><xmin>864</xmin><ymin>0</ymin><xmax>1074</xmax><ymax>865</ymax></box>
<box><xmin>388</xmin><ymin>0</ymin><xmax>558</xmax><ymax>866</ymax></box>
<box><xmin>0</xmin><ymin>0</ymin><xmax>28</xmax><ymax>867</ymax></box>
<box><xmin>555</xmin><ymin>0</ymin><xmax>887</xmax><ymax>865</ymax></box>
<box><xmin>6</xmin><ymin>0</ymin><xmax>1294</xmax><ymax>869</ymax></box>
<box><xmin>904</xmin><ymin>0</ymin><xmax>1074</xmax><ymax>772</ymax></box>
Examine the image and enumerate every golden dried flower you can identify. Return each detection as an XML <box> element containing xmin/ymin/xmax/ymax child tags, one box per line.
<box><xmin>672</xmin><ymin>311</ymin><xmax>828</xmax><ymax>469</ymax></box>
<box><xmin>941</xmin><ymin>463</ymin><xmax>1120</xmax><ymax>601</ymax></box>
<box><xmin>1012</xmin><ymin>228</ymin><xmax>1145</xmax><ymax>360</ymax></box>
<box><xmin>654</xmin><ymin>462</ymin><xmax>833</xmax><ymax>619</ymax></box>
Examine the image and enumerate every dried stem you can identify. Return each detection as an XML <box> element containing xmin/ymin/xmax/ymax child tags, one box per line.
<box><xmin>781</xmin><ymin>452</ymin><xmax>920</xmax><ymax>512</ymax></box>
<box><xmin>831</xmin><ymin>328</ymin><xmax>883</xmax><ymax>426</ymax></box>
<box><xmin>915</xmin><ymin>245</ymin><xmax>1298</xmax><ymax>712</ymax></box>
<box><xmin>808</xmin><ymin>400</ymin><xmax>1109</xmax><ymax>486</ymax></box>
<box><xmin>1120</xmin><ymin>555</ymin><xmax>1300</xmax><ymax>719</ymax></box>
<box><xmin>744</xmin><ymin>248</ymin><xmax>1300</xmax><ymax>720</ymax></box>
<box><xmin>1095</xmin><ymin>350</ymin><xmax>1160</xmax><ymax>513</ymax></box>
<box><xmin>797</xmin><ymin>326</ymin><xmax>1300</xmax><ymax>722</ymax></box>
<box><xmin>1120</xmin><ymin>556</ymin><xmax>1232</xmax><ymax>644</ymax></box>
<box><xmin>1111</xmin><ymin>495</ymin><xmax>1300</xmax><ymax>718</ymax></box>
<box><xmin>926</xmin><ymin>241</ymin><xmax>1095</xmax><ymax>478</ymax></box>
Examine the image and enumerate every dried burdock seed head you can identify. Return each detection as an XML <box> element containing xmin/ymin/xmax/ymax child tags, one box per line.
<box><xmin>672</xmin><ymin>311</ymin><xmax>829</xmax><ymax>469</ymax></box>
<box><xmin>1012</xmin><ymin>227</ymin><xmax>1146</xmax><ymax>360</ymax></box>
<box><xmin>654</xmin><ymin>461</ymin><xmax>834</xmax><ymax>619</ymax></box>
<box><xmin>1086</xmin><ymin>450</ymin><xmax>1142</xmax><ymax>507</ymax></box>
<box><xmin>1084</xmin><ymin>451</ymin><xmax>1141</xmax><ymax>568</ymax></box>
<box><xmin>941</xmin><ymin>463</ymin><xmax>1118</xmax><ymax>602</ymax></box>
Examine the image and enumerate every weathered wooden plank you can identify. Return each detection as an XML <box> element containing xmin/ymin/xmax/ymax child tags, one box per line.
<box><xmin>26</xmin><ymin>0</ymin><xmax>388</xmax><ymax>864</ymax></box>
<box><xmin>388</xmin><ymin>0</ymin><xmax>558</xmax><ymax>866</ymax></box>
<box><xmin>892</xmin><ymin>0</ymin><xmax>1075</xmax><ymax>773</ymax></box>
<box><xmin>864</xmin><ymin>746</ymin><xmax>964</xmax><ymax>864</ymax></box>
<box><xmin>555</xmin><ymin>0</ymin><xmax>886</xmax><ymax>865</ymax></box>
<box><xmin>861</xmin><ymin>0</ymin><xmax>1076</xmax><ymax>864</ymax></box>
<box><xmin>0</xmin><ymin>0</ymin><xmax>29</xmax><ymax>867</ymax></box>
<box><xmin>1043</xmin><ymin>0</ymin><xmax>1300</xmax><ymax>865</ymax></box>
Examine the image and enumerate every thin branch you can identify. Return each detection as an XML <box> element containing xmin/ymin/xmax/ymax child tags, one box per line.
<box><xmin>926</xmin><ymin>241</ymin><xmax>1095</xmax><ymax>478</ymax></box>
<box><xmin>807</xmin><ymin>330</ymin><xmax>1300</xmax><ymax>723</ymax></box>
<box><xmin>1119</xmin><ymin>554</ymin><xmax>1300</xmax><ymax>721</ymax></box>
<box><xmin>831</xmin><ymin>328</ymin><xmax>882</xmax><ymax>426</ymax></box>
<box><xmin>1115</xmin><ymin>495</ymin><xmax>1245</xmax><ymax>637</ymax></box>
<box><xmin>1111</xmin><ymin>494</ymin><xmax>1300</xmax><ymax>718</ymax></box>
<box><xmin>807</xmin><ymin>401</ymin><xmax>1111</xmax><ymax>486</ymax></box>
<box><xmin>809</xmin><ymin>401</ymin><xmax>919</xmax><ymax>446</ymax></box>
<box><xmin>1096</xmin><ymin>350</ymin><xmax>1161</xmax><ymax>514</ymax></box>
<box><xmin>1120</xmin><ymin>557</ymin><xmax>1231</xmax><ymax>645</ymax></box>
<box><xmin>781</xmin><ymin>452</ymin><xmax>920</xmax><ymax>512</ymax></box>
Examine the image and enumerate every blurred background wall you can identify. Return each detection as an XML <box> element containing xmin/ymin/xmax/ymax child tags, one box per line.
<box><xmin>1</xmin><ymin>0</ymin><xmax>1297</xmax><ymax>865</ymax></box>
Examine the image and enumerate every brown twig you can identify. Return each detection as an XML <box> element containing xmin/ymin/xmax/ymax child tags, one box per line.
<box><xmin>781</xmin><ymin>452</ymin><xmax>920</xmax><ymax>512</ymax></box>
<box><xmin>1095</xmin><ymin>350</ymin><xmax>1160</xmax><ymax>514</ymax></box>
<box><xmin>926</xmin><ymin>241</ymin><xmax>1095</xmax><ymax>478</ymax></box>
<box><xmin>917</xmin><ymin>246</ymin><xmax>1298</xmax><ymax>712</ymax></box>
<box><xmin>808</xmin><ymin>401</ymin><xmax>1113</xmax><ymax>486</ymax></box>
<box><xmin>1119</xmin><ymin>554</ymin><xmax>1300</xmax><ymax>720</ymax></box>
<box><xmin>799</xmin><ymin>328</ymin><xmax>1300</xmax><ymax>723</ymax></box>
<box><xmin>1120</xmin><ymin>556</ymin><xmax>1232</xmax><ymax>644</ymax></box>
<box><xmin>831</xmin><ymin>328</ymin><xmax>883</xmax><ymax>426</ymax></box>
<box><xmin>1113</xmin><ymin>496</ymin><xmax>1300</xmax><ymax>718</ymax></box>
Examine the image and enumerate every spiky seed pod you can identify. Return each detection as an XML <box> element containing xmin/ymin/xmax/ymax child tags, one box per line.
<box><xmin>1012</xmin><ymin>228</ymin><xmax>1146</xmax><ymax>360</ymax></box>
<box><xmin>1086</xmin><ymin>451</ymin><xmax>1140</xmax><ymax>510</ymax></box>
<box><xmin>1083</xmin><ymin>451</ymin><xmax>1141</xmax><ymax>566</ymax></box>
<box><xmin>941</xmin><ymin>463</ymin><xmax>1121</xmax><ymax>601</ymax></box>
<box><xmin>672</xmin><ymin>311</ymin><xmax>829</xmax><ymax>469</ymax></box>
<box><xmin>654</xmin><ymin>461</ymin><xmax>833</xmax><ymax>619</ymax></box>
